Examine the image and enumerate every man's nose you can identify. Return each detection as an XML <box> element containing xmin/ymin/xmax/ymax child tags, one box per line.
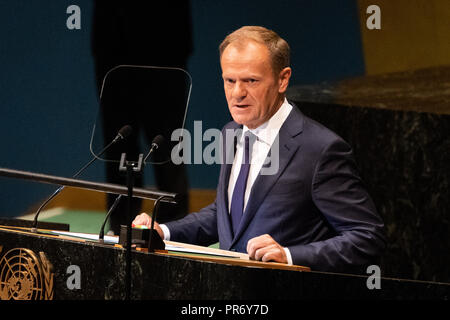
<box><xmin>232</xmin><ymin>81</ymin><xmax>247</xmax><ymax>99</ymax></box>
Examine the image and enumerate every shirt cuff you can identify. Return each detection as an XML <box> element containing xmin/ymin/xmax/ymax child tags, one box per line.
<box><xmin>159</xmin><ymin>224</ymin><xmax>171</xmax><ymax>241</ymax></box>
<box><xmin>284</xmin><ymin>247</ymin><xmax>293</xmax><ymax>265</ymax></box>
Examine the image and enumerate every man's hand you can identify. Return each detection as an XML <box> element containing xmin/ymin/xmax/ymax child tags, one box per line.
<box><xmin>246</xmin><ymin>234</ymin><xmax>288</xmax><ymax>263</ymax></box>
<box><xmin>132</xmin><ymin>213</ymin><xmax>164</xmax><ymax>239</ymax></box>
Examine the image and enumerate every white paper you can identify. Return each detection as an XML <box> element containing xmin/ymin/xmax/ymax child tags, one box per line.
<box><xmin>164</xmin><ymin>244</ymin><xmax>239</xmax><ymax>258</ymax></box>
<box><xmin>51</xmin><ymin>230</ymin><xmax>119</xmax><ymax>244</ymax></box>
<box><xmin>50</xmin><ymin>231</ymin><xmax>239</xmax><ymax>258</ymax></box>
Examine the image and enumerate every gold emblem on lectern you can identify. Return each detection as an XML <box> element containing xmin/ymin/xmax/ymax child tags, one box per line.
<box><xmin>0</xmin><ymin>248</ymin><xmax>54</xmax><ymax>300</ymax></box>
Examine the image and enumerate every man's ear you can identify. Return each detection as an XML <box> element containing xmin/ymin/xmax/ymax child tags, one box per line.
<box><xmin>278</xmin><ymin>67</ymin><xmax>292</xmax><ymax>93</ymax></box>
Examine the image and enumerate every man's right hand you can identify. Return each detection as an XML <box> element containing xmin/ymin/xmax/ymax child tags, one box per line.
<box><xmin>132</xmin><ymin>213</ymin><xmax>164</xmax><ymax>239</ymax></box>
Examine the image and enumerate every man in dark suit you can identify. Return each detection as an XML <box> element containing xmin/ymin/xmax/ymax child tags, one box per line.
<box><xmin>133</xmin><ymin>26</ymin><xmax>386</xmax><ymax>273</ymax></box>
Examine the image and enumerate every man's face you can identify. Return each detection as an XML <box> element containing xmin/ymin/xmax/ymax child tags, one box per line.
<box><xmin>220</xmin><ymin>40</ymin><xmax>291</xmax><ymax>129</ymax></box>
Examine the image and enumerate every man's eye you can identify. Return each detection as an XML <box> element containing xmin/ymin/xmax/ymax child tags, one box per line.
<box><xmin>247</xmin><ymin>79</ymin><xmax>257</xmax><ymax>83</ymax></box>
<box><xmin>225</xmin><ymin>79</ymin><xmax>235</xmax><ymax>84</ymax></box>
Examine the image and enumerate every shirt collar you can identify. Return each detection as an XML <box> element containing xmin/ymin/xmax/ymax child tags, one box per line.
<box><xmin>242</xmin><ymin>98</ymin><xmax>293</xmax><ymax>146</ymax></box>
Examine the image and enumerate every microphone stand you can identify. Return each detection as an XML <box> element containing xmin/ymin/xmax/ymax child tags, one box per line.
<box><xmin>99</xmin><ymin>134</ymin><xmax>164</xmax><ymax>241</ymax></box>
<box><xmin>118</xmin><ymin>153</ymin><xmax>143</xmax><ymax>301</ymax></box>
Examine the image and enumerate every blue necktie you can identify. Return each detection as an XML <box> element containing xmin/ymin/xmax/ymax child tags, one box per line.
<box><xmin>230</xmin><ymin>134</ymin><xmax>253</xmax><ymax>235</ymax></box>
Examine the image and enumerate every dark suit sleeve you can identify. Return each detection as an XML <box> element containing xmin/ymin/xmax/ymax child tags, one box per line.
<box><xmin>164</xmin><ymin>200</ymin><xmax>219</xmax><ymax>246</ymax></box>
<box><xmin>288</xmin><ymin>139</ymin><xmax>386</xmax><ymax>272</ymax></box>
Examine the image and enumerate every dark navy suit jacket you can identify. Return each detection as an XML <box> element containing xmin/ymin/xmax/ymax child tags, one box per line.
<box><xmin>166</xmin><ymin>103</ymin><xmax>386</xmax><ymax>272</ymax></box>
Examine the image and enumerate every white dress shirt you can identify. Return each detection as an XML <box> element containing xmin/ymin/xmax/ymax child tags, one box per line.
<box><xmin>161</xmin><ymin>98</ymin><xmax>294</xmax><ymax>264</ymax></box>
<box><xmin>227</xmin><ymin>98</ymin><xmax>292</xmax><ymax>212</ymax></box>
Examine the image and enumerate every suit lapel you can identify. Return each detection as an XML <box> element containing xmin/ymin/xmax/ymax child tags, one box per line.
<box><xmin>230</xmin><ymin>106</ymin><xmax>305</xmax><ymax>247</ymax></box>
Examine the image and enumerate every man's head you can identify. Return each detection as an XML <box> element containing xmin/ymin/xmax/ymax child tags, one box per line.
<box><xmin>220</xmin><ymin>26</ymin><xmax>292</xmax><ymax>129</ymax></box>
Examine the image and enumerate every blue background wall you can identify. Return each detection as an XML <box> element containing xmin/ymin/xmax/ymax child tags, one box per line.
<box><xmin>0</xmin><ymin>0</ymin><xmax>364</xmax><ymax>217</ymax></box>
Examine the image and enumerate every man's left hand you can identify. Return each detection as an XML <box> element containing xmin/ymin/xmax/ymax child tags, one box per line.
<box><xmin>246</xmin><ymin>234</ymin><xmax>287</xmax><ymax>263</ymax></box>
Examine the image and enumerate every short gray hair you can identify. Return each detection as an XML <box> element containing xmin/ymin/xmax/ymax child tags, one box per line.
<box><xmin>219</xmin><ymin>26</ymin><xmax>290</xmax><ymax>74</ymax></box>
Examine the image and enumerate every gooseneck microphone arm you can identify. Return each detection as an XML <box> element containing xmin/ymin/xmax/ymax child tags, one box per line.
<box><xmin>148</xmin><ymin>195</ymin><xmax>170</xmax><ymax>250</ymax></box>
<box><xmin>99</xmin><ymin>194</ymin><xmax>123</xmax><ymax>241</ymax></box>
<box><xmin>31</xmin><ymin>125</ymin><xmax>133</xmax><ymax>232</ymax></box>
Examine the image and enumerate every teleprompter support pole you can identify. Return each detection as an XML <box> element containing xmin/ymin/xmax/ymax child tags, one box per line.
<box><xmin>119</xmin><ymin>153</ymin><xmax>143</xmax><ymax>301</ymax></box>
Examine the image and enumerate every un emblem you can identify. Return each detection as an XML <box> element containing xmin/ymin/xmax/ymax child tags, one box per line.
<box><xmin>0</xmin><ymin>247</ymin><xmax>54</xmax><ymax>300</ymax></box>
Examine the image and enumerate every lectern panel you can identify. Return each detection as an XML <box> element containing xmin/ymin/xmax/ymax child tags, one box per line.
<box><xmin>0</xmin><ymin>226</ymin><xmax>448</xmax><ymax>300</ymax></box>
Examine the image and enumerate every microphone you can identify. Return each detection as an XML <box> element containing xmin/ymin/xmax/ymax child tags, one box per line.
<box><xmin>112</xmin><ymin>125</ymin><xmax>133</xmax><ymax>144</ymax></box>
<box><xmin>31</xmin><ymin>125</ymin><xmax>133</xmax><ymax>232</ymax></box>
<box><xmin>74</xmin><ymin>124</ymin><xmax>133</xmax><ymax>177</ymax></box>
<box><xmin>144</xmin><ymin>134</ymin><xmax>165</xmax><ymax>163</ymax></box>
<box><xmin>99</xmin><ymin>134</ymin><xmax>165</xmax><ymax>240</ymax></box>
